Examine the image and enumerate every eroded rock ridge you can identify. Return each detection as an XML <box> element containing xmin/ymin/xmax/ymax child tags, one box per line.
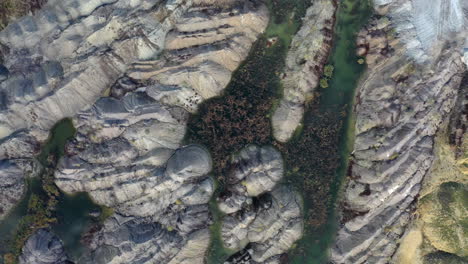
<box><xmin>331</xmin><ymin>1</ymin><xmax>468</xmax><ymax>263</ymax></box>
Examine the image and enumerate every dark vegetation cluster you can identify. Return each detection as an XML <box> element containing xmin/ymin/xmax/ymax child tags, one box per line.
<box><xmin>275</xmin><ymin>104</ymin><xmax>345</xmax><ymax>228</ymax></box>
<box><xmin>192</xmin><ymin>0</ymin><xmax>373</xmax><ymax>262</ymax></box>
<box><xmin>187</xmin><ymin>35</ymin><xmax>345</xmax><ymax>259</ymax></box>
<box><xmin>269</xmin><ymin>0</ymin><xmax>306</xmax><ymax>24</ymax></box>
<box><xmin>186</xmin><ymin>37</ymin><xmax>281</xmax><ymax>185</ymax></box>
<box><xmin>0</xmin><ymin>0</ymin><xmax>46</xmax><ymax>30</ymax></box>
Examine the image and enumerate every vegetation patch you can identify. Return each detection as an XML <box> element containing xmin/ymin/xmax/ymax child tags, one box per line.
<box><xmin>0</xmin><ymin>0</ymin><xmax>46</xmax><ymax>30</ymax></box>
<box><xmin>419</xmin><ymin>182</ymin><xmax>468</xmax><ymax>258</ymax></box>
<box><xmin>1</xmin><ymin>119</ymin><xmax>111</xmax><ymax>264</ymax></box>
<box><xmin>319</xmin><ymin>64</ymin><xmax>334</xmax><ymax>89</ymax></box>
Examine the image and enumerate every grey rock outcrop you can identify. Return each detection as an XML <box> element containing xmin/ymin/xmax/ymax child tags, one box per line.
<box><xmin>19</xmin><ymin>229</ymin><xmax>70</xmax><ymax>264</ymax></box>
<box><xmin>221</xmin><ymin>186</ymin><xmax>303</xmax><ymax>264</ymax></box>
<box><xmin>0</xmin><ymin>160</ymin><xmax>25</xmax><ymax>220</ymax></box>
<box><xmin>218</xmin><ymin>145</ymin><xmax>284</xmax><ymax>214</ymax></box>
<box><xmin>217</xmin><ymin>146</ymin><xmax>303</xmax><ymax>263</ymax></box>
<box><xmin>81</xmin><ymin>214</ymin><xmax>211</xmax><ymax>264</ymax></box>
<box><xmin>331</xmin><ymin>2</ymin><xmax>468</xmax><ymax>263</ymax></box>
<box><xmin>56</xmin><ymin>144</ymin><xmax>214</xmax><ymax>263</ymax></box>
<box><xmin>271</xmin><ymin>0</ymin><xmax>336</xmax><ymax>142</ymax></box>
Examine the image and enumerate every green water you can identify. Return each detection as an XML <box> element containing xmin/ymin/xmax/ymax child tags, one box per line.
<box><xmin>287</xmin><ymin>0</ymin><xmax>372</xmax><ymax>263</ymax></box>
<box><xmin>37</xmin><ymin>118</ymin><xmax>77</xmax><ymax>165</ymax></box>
<box><xmin>0</xmin><ymin>119</ymin><xmax>103</xmax><ymax>263</ymax></box>
<box><xmin>53</xmin><ymin>192</ymin><xmax>102</xmax><ymax>261</ymax></box>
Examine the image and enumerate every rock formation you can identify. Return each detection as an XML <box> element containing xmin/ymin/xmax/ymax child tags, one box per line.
<box><xmin>271</xmin><ymin>0</ymin><xmax>336</xmax><ymax>142</ymax></box>
<box><xmin>217</xmin><ymin>145</ymin><xmax>303</xmax><ymax>263</ymax></box>
<box><xmin>392</xmin><ymin>76</ymin><xmax>468</xmax><ymax>264</ymax></box>
<box><xmin>19</xmin><ymin>229</ymin><xmax>70</xmax><ymax>264</ymax></box>
<box><xmin>217</xmin><ymin>145</ymin><xmax>284</xmax><ymax>214</ymax></box>
<box><xmin>0</xmin><ymin>0</ymin><xmax>269</xmax><ymax>262</ymax></box>
<box><xmin>331</xmin><ymin>1</ymin><xmax>468</xmax><ymax>263</ymax></box>
<box><xmin>373</xmin><ymin>0</ymin><xmax>467</xmax><ymax>63</ymax></box>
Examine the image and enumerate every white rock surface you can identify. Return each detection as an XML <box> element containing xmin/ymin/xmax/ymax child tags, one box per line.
<box><xmin>375</xmin><ymin>0</ymin><xmax>467</xmax><ymax>62</ymax></box>
<box><xmin>221</xmin><ymin>186</ymin><xmax>303</xmax><ymax>264</ymax></box>
<box><xmin>0</xmin><ymin>160</ymin><xmax>25</xmax><ymax>220</ymax></box>
<box><xmin>218</xmin><ymin>145</ymin><xmax>284</xmax><ymax>214</ymax></box>
<box><xmin>271</xmin><ymin>0</ymin><xmax>336</xmax><ymax>142</ymax></box>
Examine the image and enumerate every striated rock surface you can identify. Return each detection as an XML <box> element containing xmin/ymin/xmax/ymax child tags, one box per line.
<box><xmin>218</xmin><ymin>145</ymin><xmax>284</xmax><ymax>214</ymax></box>
<box><xmin>271</xmin><ymin>0</ymin><xmax>336</xmax><ymax>142</ymax></box>
<box><xmin>218</xmin><ymin>146</ymin><xmax>303</xmax><ymax>263</ymax></box>
<box><xmin>19</xmin><ymin>229</ymin><xmax>70</xmax><ymax>264</ymax></box>
<box><xmin>80</xmin><ymin>214</ymin><xmax>212</xmax><ymax>264</ymax></box>
<box><xmin>56</xmin><ymin>144</ymin><xmax>213</xmax><ymax>217</ymax></box>
<box><xmin>221</xmin><ymin>186</ymin><xmax>303</xmax><ymax>264</ymax></box>
<box><xmin>373</xmin><ymin>0</ymin><xmax>467</xmax><ymax>63</ymax></box>
<box><xmin>332</xmin><ymin>1</ymin><xmax>468</xmax><ymax>263</ymax></box>
<box><xmin>393</xmin><ymin>82</ymin><xmax>468</xmax><ymax>264</ymax></box>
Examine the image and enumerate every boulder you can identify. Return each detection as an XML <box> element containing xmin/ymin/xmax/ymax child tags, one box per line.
<box><xmin>19</xmin><ymin>229</ymin><xmax>70</xmax><ymax>264</ymax></box>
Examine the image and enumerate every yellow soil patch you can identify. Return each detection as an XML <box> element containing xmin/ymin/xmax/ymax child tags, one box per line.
<box><xmin>396</xmin><ymin>228</ymin><xmax>424</xmax><ymax>264</ymax></box>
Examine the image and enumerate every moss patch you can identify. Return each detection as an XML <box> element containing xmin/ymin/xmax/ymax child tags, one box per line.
<box><xmin>419</xmin><ymin>182</ymin><xmax>468</xmax><ymax>257</ymax></box>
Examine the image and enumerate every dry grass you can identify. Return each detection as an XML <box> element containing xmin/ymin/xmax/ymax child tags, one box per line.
<box><xmin>396</xmin><ymin>228</ymin><xmax>424</xmax><ymax>264</ymax></box>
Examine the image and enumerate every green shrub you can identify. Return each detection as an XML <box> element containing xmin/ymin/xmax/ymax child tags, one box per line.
<box><xmin>323</xmin><ymin>65</ymin><xmax>334</xmax><ymax>78</ymax></box>
<box><xmin>98</xmin><ymin>206</ymin><xmax>114</xmax><ymax>223</ymax></box>
<box><xmin>319</xmin><ymin>78</ymin><xmax>329</xmax><ymax>89</ymax></box>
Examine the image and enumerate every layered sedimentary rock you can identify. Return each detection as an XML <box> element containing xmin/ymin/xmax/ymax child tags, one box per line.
<box><xmin>222</xmin><ymin>186</ymin><xmax>303</xmax><ymax>264</ymax></box>
<box><xmin>271</xmin><ymin>0</ymin><xmax>336</xmax><ymax>142</ymax></box>
<box><xmin>332</xmin><ymin>1</ymin><xmax>468</xmax><ymax>263</ymax></box>
<box><xmin>19</xmin><ymin>229</ymin><xmax>70</xmax><ymax>264</ymax></box>
<box><xmin>373</xmin><ymin>0</ymin><xmax>467</xmax><ymax>63</ymax></box>
<box><xmin>393</xmin><ymin>78</ymin><xmax>468</xmax><ymax>264</ymax></box>
<box><xmin>218</xmin><ymin>145</ymin><xmax>284</xmax><ymax>214</ymax></box>
<box><xmin>0</xmin><ymin>0</ymin><xmax>269</xmax><ymax>262</ymax></box>
<box><xmin>218</xmin><ymin>146</ymin><xmax>303</xmax><ymax>263</ymax></box>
